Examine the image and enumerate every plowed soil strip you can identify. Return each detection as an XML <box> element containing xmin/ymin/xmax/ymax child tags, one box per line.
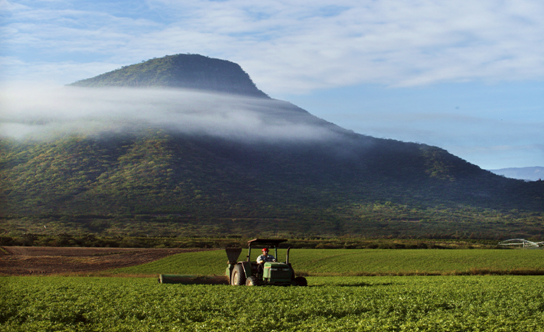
<box><xmin>0</xmin><ymin>246</ymin><xmax>218</xmax><ymax>276</ymax></box>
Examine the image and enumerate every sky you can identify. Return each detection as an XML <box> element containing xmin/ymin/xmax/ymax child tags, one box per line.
<box><xmin>1</xmin><ymin>0</ymin><xmax>544</xmax><ymax>169</ymax></box>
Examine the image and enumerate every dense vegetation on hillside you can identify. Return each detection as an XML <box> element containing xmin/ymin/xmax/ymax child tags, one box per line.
<box><xmin>1</xmin><ymin>129</ymin><xmax>543</xmax><ymax>238</ymax></box>
<box><xmin>70</xmin><ymin>54</ymin><xmax>269</xmax><ymax>98</ymax></box>
<box><xmin>0</xmin><ymin>234</ymin><xmax>504</xmax><ymax>249</ymax></box>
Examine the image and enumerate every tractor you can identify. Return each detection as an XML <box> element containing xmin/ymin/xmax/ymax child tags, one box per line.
<box><xmin>225</xmin><ymin>238</ymin><xmax>307</xmax><ymax>286</ymax></box>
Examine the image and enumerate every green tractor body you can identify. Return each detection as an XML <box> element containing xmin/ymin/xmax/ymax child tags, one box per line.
<box><xmin>225</xmin><ymin>238</ymin><xmax>307</xmax><ymax>286</ymax></box>
<box><xmin>263</xmin><ymin>262</ymin><xmax>293</xmax><ymax>282</ymax></box>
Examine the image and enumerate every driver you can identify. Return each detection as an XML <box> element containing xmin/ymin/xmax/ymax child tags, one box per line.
<box><xmin>256</xmin><ymin>248</ymin><xmax>276</xmax><ymax>276</ymax></box>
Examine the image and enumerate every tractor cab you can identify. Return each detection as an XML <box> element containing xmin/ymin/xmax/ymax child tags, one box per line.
<box><xmin>225</xmin><ymin>238</ymin><xmax>307</xmax><ymax>286</ymax></box>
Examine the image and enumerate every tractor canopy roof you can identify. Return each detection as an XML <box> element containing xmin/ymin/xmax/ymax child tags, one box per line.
<box><xmin>247</xmin><ymin>238</ymin><xmax>287</xmax><ymax>248</ymax></box>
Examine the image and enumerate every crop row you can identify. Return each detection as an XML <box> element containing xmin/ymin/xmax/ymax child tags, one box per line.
<box><xmin>2</xmin><ymin>275</ymin><xmax>544</xmax><ymax>331</ymax></box>
<box><xmin>113</xmin><ymin>248</ymin><xmax>544</xmax><ymax>276</ymax></box>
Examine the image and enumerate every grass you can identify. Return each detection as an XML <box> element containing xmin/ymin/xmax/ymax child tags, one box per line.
<box><xmin>111</xmin><ymin>248</ymin><xmax>544</xmax><ymax>276</ymax></box>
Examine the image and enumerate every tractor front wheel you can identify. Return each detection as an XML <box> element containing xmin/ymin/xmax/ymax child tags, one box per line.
<box><xmin>295</xmin><ymin>276</ymin><xmax>307</xmax><ymax>286</ymax></box>
<box><xmin>246</xmin><ymin>276</ymin><xmax>259</xmax><ymax>286</ymax></box>
<box><xmin>231</xmin><ymin>264</ymin><xmax>246</xmax><ymax>286</ymax></box>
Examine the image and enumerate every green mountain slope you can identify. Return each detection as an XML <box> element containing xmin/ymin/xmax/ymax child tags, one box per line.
<box><xmin>69</xmin><ymin>54</ymin><xmax>268</xmax><ymax>98</ymax></box>
<box><xmin>2</xmin><ymin>129</ymin><xmax>543</xmax><ymax>237</ymax></box>
<box><xmin>1</xmin><ymin>54</ymin><xmax>543</xmax><ymax>238</ymax></box>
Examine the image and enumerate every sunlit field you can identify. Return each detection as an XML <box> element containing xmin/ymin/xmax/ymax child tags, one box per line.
<box><xmin>114</xmin><ymin>249</ymin><xmax>544</xmax><ymax>276</ymax></box>
<box><xmin>2</xmin><ymin>275</ymin><xmax>544</xmax><ymax>331</ymax></box>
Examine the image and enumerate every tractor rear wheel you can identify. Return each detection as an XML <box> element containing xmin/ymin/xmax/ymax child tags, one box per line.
<box><xmin>231</xmin><ymin>264</ymin><xmax>246</xmax><ymax>286</ymax></box>
<box><xmin>295</xmin><ymin>276</ymin><xmax>307</xmax><ymax>286</ymax></box>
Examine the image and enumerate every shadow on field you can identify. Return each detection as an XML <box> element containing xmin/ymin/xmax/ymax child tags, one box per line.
<box><xmin>339</xmin><ymin>282</ymin><xmax>394</xmax><ymax>287</ymax></box>
<box><xmin>310</xmin><ymin>282</ymin><xmax>394</xmax><ymax>287</ymax></box>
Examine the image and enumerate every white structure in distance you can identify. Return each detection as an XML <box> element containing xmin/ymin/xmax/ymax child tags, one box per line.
<box><xmin>498</xmin><ymin>239</ymin><xmax>544</xmax><ymax>249</ymax></box>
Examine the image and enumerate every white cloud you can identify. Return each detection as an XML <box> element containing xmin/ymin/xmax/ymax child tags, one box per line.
<box><xmin>3</xmin><ymin>0</ymin><xmax>544</xmax><ymax>94</ymax></box>
<box><xmin>0</xmin><ymin>86</ymin><xmax>342</xmax><ymax>142</ymax></box>
<box><xmin>0</xmin><ymin>57</ymin><xmax>121</xmax><ymax>85</ymax></box>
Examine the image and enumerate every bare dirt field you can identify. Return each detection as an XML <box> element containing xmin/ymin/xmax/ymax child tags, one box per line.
<box><xmin>0</xmin><ymin>246</ymin><xmax>218</xmax><ymax>276</ymax></box>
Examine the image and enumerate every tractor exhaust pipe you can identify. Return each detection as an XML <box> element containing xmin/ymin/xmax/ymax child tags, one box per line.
<box><xmin>286</xmin><ymin>247</ymin><xmax>291</xmax><ymax>264</ymax></box>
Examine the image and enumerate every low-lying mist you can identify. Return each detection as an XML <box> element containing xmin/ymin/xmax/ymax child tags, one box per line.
<box><xmin>0</xmin><ymin>86</ymin><xmax>344</xmax><ymax>142</ymax></box>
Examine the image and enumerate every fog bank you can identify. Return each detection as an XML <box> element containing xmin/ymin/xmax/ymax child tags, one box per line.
<box><xmin>0</xmin><ymin>86</ymin><xmax>341</xmax><ymax>142</ymax></box>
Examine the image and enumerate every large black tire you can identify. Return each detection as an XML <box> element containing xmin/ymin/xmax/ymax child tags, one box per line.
<box><xmin>231</xmin><ymin>264</ymin><xmax>246</xmax><ymax>286</ymax></box>
<box><xmin>246</xmin><ymin>276</ymin><xmax>259</xmax><ymax>286</ymax></box>
<box><xmin>295</xmin><ymin>276</ymin><xmax>307</xmax><ymax>286</ymax></box>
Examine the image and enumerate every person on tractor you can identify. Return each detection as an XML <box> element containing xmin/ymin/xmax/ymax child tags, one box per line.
<box><xmin>256</xmin><ymin>247</ymin><xmax>276</xmax><ymax>277</ymax></box>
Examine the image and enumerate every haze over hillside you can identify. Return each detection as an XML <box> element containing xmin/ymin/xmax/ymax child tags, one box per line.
<box><xmin>489</xmin><ymin>167</ymin><xmax>544</xmax><ymax>182</ymax></box>
<box><xmin>1</xmin><ymin>54</ymin><xmax>543</xmax><ymax>238</ymax></box>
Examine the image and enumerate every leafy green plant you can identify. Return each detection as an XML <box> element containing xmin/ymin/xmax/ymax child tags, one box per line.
<box><xmin>2</xmin><ymin>275</ymin><xmax>544</xmax><ymax>331</ymax></box>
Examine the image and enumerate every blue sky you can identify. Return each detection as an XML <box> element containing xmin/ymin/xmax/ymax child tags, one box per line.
<box><xmin>2</xmin><ymin>0</ymin><xmax>544</xmax><ymax>169</ymax></box>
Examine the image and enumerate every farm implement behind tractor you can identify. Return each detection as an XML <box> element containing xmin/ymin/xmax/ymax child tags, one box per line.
<box><xmin>159</xmin><ymin>238</ymin><xmax>307</xmax><ymax>286</ymax></box>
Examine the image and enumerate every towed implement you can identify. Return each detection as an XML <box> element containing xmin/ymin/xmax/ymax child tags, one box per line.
<box><xmin>159</xmin><ymin>274</ymin><xmax>228</xmax><ymax>284</ymax></box>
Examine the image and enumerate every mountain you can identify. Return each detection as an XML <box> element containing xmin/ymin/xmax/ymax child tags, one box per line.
<box><xmin>70</xmin><ymin>54</ymin><xmax>269</xmax><ymax>98</ymax></box>
<box><xmin>489</xmin><ymin>167</ymin><xmax>544</xmax><ymax>182</ymax></box>
<box><xmin>1</xmin><ymin>54</ymin><xmax>543</xmax><ymax>238</ymax></box>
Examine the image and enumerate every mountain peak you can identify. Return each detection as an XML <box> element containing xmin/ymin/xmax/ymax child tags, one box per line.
<box><xmin>69</xmin><ymin>54</ymin><xmax>269</xmax><ymax>98</ymax></box>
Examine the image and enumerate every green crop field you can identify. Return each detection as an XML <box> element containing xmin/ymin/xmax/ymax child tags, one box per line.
<box><xmin>2</xmin><ymin>275</ymin><xmax>544</xmax><ymax>331</ymax></box>
<box><xmin>113</xmin><ymin>249</ymin><xmax>544</xmax><ymax>276</ymax></box>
